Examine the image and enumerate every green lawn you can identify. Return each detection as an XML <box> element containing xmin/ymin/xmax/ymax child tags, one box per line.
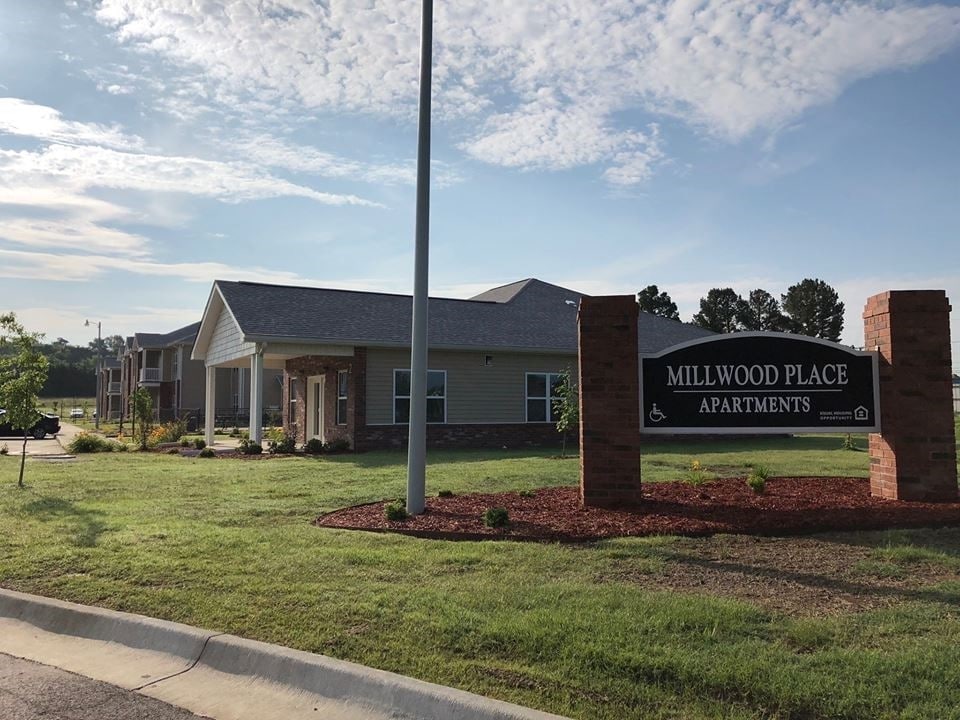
<box><xmin>2</xmin><ymin>437</ymin><xmax>959</xmax><ymax>719</ymax></box>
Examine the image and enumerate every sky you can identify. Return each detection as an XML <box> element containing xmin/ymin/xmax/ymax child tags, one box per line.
<box><xmin>1</xmin><ymin>0</ymin><xmax>958</xmax><ymax>369</ymax></box>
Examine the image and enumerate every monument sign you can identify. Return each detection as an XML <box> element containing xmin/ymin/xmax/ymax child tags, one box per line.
<box><xmin>640</xmin><ymin>333</ymin><xmax>879</xmax><ymax>434</ymax></box>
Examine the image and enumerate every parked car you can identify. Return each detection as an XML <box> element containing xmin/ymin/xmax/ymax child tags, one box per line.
<box><xmin>0</xmin><ymin>409</ymin><xmax>61</xmax><ymax>439</ymax></box>
<box><xmin>69</xmin><ymin>407</ymin><xmax>84</xmax><ymax>419</ymax></box>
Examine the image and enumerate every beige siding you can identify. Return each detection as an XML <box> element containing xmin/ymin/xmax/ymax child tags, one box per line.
<box><xmin>207</xmin><ymin>308</ymin><xmax>254</xmax><ymax>366</ymax></box>
<box><xmin>365</xmin><ymin>348</ymin><xmax>577</xmax><ymax>425</ymax></box>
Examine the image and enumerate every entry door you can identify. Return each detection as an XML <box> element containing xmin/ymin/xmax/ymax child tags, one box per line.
<box><xmin>306</xmin><ymin>375</ymin><xmax>325</xmax><ymax>441</ymax></box>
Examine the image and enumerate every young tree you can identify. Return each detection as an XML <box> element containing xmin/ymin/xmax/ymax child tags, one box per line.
<box><xmin>553</xmin><ymin>368</ymin><xmax>579</xmax><ymax>459</ymax></box>
<box><xmin>782</xmin><ymin>278</ymin><xmax>845</xmax><ymax>341</ymax></box>
<box><xmin>637</xmin><ymin>285</ymin><xmax>680</xmax><ymax>320</ymax></box>
<box><xmin>131</xmin><ymin>387</ymin><xmax>154</xmax><ymax>450</ymax></box>
<box><xmin>692</xmin><ymin>288</ymin><xmax>747</xmax><ymax>333</ymax></box>
<box><xmin>737</xmin><ymin>289</ymin><xmax>789</xmax><ymax>331</ymax></box>
<box><xmin>0</xmin><ymin>314</ymin><xmax>50</xmax><ymax>488</ymax></box>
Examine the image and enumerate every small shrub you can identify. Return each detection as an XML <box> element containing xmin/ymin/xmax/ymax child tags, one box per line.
<box><xmin>684</xmin><ymin>459</ymin><xmax>711</xmax><ymax>486</ymax></box>
<box><xmin>237</xmin><ymin>438</ymin><xmax>263</xmax><ymax>455</ymax></box>
<box><xmin>437</xmin><ymin>489</ymin><xmax>454</xmax><ymax>498</ymax></box>
<box><xmin>303</xmin><ymin>438</ymin><xmax>325</xmax><ymax>455</ymax></box>
<box><xmin>842</xmin><ymin>433</ymin><xmax>858</xmax><ymax>451</ymax></box>
<box><xmin>180</xmin><ymin>438</ymin><xmax>190</xmax><ymax>447</ymax></box>
<box><xmin>68</xmin><ymin>432</ymin><xmax>114</xmax><ymax>454</ymax></box>
<box><xmin>113</xmin><ymin>441</ymin><xmax>128</xmax><ymax>452</ymax></box>
<box><xmin>384</xmin><ymin>501</ymin><xmax>408</xmax><ymax>521</ymax></box>
<box><xmin>0</xmin><ymin>444</ymin><xmax>8</xmax><ymax>455</ymax></box>
<box><xmin>484</xmin><ymin>507</ymin><xmax>509</xmax><ymax>528</ymax></box>
<box><xmin>747</xmin><ymin>465</ymin><xmax>771</xmax><ymax>494</ymax></box>
<box><xmin>194</xmin><ymin>439</ymin><xmax>206</xmax><ymax>450</ymax></box>
<box><xmin>268</xmin><ymin>431</ymin><xmax>297</xmax><ymax>454</ymax></box>
<box><xmin>167</xmin><ymin>448</ymin><xmax>180</xmax><ymax>455</ymax></box>
<box><xmin>325</xmin><ymin>437</ymin><xmax>351</xmax><ymax>454</ymax></box>
<box><xmin>198</xmin><ymin>447</ymin><xmax>216</xmax><ymax>458</ymax></box>
<box><xmin>518</xmin><ymin>489</ymin><xmax>535</xmax><ymax>498</ymax></box>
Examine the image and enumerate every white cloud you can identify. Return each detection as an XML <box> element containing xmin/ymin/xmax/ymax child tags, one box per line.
<box><xmin>92</xmin><ymin>0</ymin><xmax>960</xmax><ymax>184</ymax></box>
<box><xmin>0</xmin><ymin>248</ymin><xmax>310</xmax><ymax>284</ymax></box>
<box><xmin>0</xmin><ymin>97</ymin><xmax>145</xmax><ymax>151</ymax></box>
<box><xmin>0</xmin><ymin>144</ymin><xmax>378</xmax><ymax>207</ymax></box>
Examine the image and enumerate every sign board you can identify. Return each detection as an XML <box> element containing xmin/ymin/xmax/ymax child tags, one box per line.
<box><xmin>640</xmin><ymin>333</ymin><xmax>880</xmax><ymax>434</ymax></box>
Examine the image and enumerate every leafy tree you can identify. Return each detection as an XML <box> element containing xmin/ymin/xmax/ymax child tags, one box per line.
<box><xmin>692</xmin><ymin>288</ymin><xmax>747</xmax><ymax>333</ymax></box>
<box><xmin>553</xmin><ymin>368</ymin><xmax>579</xmax><ymax>459</ymax></box>
<box><xmin>737</xmin><ymin>289</ymin><xmax>789</xmax><ymax>332</ymax></box>
<box><xmin>637</xmin><ymin>285</ymin><xmax>680</xmax><ymax>320</ymax></box>
<box><xmin>0</xmin><ymin>314</ymin><xmax>50</xmax><ymax>488</ymax></box>
<box><xmin>131</xmin><ymin>387</ymin><xmax>154</xmax><ymax>450</ymax></box>
<box><xmin>782</xmin><ymin>278</ymin><xmax>845</xmax><ymax>341</ymax></box>
<box><xmin>106</xmin><ymin>335</ymin><xmax>125</xmax><ymax>356</ymax></box>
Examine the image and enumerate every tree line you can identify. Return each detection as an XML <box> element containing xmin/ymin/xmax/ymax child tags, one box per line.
<box><xmin>0</xmin><ymin>331</ymin><xmax>126</xmax><ymax>397</ymax></box>
<box><xmin>637</xmin><ymin>278</ymin><xmax>845</xmax><ymax>342</ymax></box>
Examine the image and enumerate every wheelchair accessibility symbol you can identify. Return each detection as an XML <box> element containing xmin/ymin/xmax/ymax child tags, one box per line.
<box><xmin>648</xmin><ymin>404</ymin><xmax>667</xmax><ymax>423</ymax></box>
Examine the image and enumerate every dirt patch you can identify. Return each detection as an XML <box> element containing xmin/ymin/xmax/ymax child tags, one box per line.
<box><xmin>604</xmin><ymin>533</ymin><xmax>960</xmax><ymax>616</ymax></box>
<box><xmin>316</xmin><ymin>477</ymin><xmax>960</xmax><ymax>542</ymax></box>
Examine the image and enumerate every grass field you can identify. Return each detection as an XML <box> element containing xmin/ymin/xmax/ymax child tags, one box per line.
<box><xmin>1</xmin><ymin>436</ymin><xmax>959</xmax><ymax>719</ymax></box>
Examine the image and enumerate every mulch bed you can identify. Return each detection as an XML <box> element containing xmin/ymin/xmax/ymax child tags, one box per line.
<box><xmin>315</xmin><ymin>477</ymin><xmax>960</xmax><ymax>542</ymax></box>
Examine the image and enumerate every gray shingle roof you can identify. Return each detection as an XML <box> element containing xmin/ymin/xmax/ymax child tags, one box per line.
<box><xmin>134</xmin><ymin>322</ymin><xmax>201</xmax><ymax>350</ymax></box>
<box><xmin>215</xmin><ymin>279</ymin><xmax>713</xmax><ymax>353</ymax></box>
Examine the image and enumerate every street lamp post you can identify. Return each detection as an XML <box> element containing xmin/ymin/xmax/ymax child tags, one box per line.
<box><xmin>85</xmin><ymin>320</ymin><xmax>101</xmax><ymax>430</ymax></box>
<box><xmin>406</xmin><ymin>0</ymin><xmax>434</xmax><ymax>515</ymax></box>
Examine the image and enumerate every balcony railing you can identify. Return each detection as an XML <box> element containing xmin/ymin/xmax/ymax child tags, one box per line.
<box><xmin>139</xmin><ymin>367</ymin><xmax>162</xmax><ymax>383</ymax></box>
<box><xmin>107</xmin><ymin>381</ymin><xmax>121</xmax><ymax>394</ymax></box>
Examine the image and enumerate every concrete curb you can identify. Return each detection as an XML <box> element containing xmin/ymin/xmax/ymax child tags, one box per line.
<box><xmin>0</xmin><ymin>589</ymin><xmax>568</xmax><ymax>720</ymax></box>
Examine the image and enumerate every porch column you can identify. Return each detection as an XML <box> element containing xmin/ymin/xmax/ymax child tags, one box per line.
<box><xmin>205</xmin><ymin>366</ymin><xmax>216</xmax><ymax>446</ymax></box>
<box><xmin>249</xmin><ymin>352</ymin><xmax>264</xmax><ymax>443</ymax></box>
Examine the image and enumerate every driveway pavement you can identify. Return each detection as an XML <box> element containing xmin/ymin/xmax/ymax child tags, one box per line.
<box><xmin>0</xmin><ymin>652</ymin><xmax>208</xmax><ymax>720</ymax></box>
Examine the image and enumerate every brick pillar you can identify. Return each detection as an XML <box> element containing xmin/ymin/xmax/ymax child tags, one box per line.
<box><xmin>578</xmin><ymin>295</ymin><xmax>641</xmax><ymax>508</ymax></box>
<box><xmin>864</xmin><ymin>291</ymin><xmax>957</xmax><ymax>501</ymax></box>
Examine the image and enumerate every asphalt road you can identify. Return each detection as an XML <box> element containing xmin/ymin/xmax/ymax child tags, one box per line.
<box><xmin>0</xmin><ymin>652</ymin><xmax>209</xmax><ymax>720</ymax></box>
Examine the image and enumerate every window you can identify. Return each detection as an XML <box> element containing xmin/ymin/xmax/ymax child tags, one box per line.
<box><xmin>394</xmin><ymin>369</ymin><xmax>446</xmax><ymax>424</ymax></box>
<box><xmin>526</xmin><ymin>372</ymin><xmax>563</xmax><ymax>423</ymax></box>
<box><xmin>336</xmin><ymin>370</ymin><xmax>348</xmax><ymax>425</ymax></box>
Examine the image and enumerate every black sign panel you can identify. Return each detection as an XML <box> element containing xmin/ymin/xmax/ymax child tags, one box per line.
<box><xmin>640</xmin><ymin>333</ymin><xmax>880</xmax><ymax>434</ymax></box>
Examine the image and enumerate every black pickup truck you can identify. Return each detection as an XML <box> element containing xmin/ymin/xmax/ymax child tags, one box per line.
<box><xmin>0</xmin><ymin>409</ymin><xmax>61</xmax><ymax>439</ymax></box>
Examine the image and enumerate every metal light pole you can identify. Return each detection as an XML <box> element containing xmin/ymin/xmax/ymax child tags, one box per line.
<box><xmin>406</xmin><ymin>0</ymin><xmax>434</xmax><ymax>515</ymax></box>
<box><xmin>85</xmin><ymin>319</ymin><xmax>101</xmax><ymax>430</ymax></box>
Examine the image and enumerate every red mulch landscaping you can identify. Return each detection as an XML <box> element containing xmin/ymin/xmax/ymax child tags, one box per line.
<box><xmin>315</xmin><ymin>477</ymin><xmax>960</xmax><ymax>542</ymax></box>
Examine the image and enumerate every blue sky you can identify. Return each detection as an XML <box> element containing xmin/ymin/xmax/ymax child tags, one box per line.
<box><xmin>1</xmin><ymin>0</ymin><xmax>958</xmax><ymax>368</ymax></box>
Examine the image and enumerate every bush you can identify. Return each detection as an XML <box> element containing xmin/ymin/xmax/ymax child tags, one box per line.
<box><xmin>268</xmin><ymin>431</ymin><xmax>297</xmax><ymax>454</ymax></box>
<box><xmin>151</xmin><ymin>417</ymin><xmax>188</xmax><ymax>447</ymax></box>
<box><xmin>68</xmin><ymin>432</ymin><xmax>119</xmax><ymax>454</ymax></box>
<box><xmin>303</xmin><ymin>438</ymin><xmax>325</xmax><ymax>455</ymax></box>
<box><xmin>167</xmin><ymin>448</ymin><xmax>180</xmax><ymax>455</ymax></box>
<box><xmin>484</xmin><ymin>507</ymin><xmax>509</xmax><ymax>528</ymax></box>
<box><xmin>747</xmin><ymin>465</ymin><xmax>771</xmax><ymax>494</ymax></box>
<box><xmin>180</xmin><ymin>438</ymin><xmax>191</xmax><ymax>447</ymax></box>
<box><xmin>518</xmin><ymin>489</ymin><xmax>536</xmax><ymax>498</ymax></box>
<box><xmin>437</xmin><ymin>489</ymin><xmax>454</xmax><ymax>498</ymax></box>
<box><xmin>198</xmin><ymin>447</ymin><xmax>216</xmax><ymax>458</ymax></box>
<box><xmin>194</xmin><ymin>439</ymin><xmax>206</xmax><ymax>450</ymax></box>
<box><xmin>325</xmin><ymin>437</ymin><xmax>351</xmax><ymax>454</ymax></box>
<box><xmin>0</xmin><ymin>444</ymin><xmax>7</xmax><ymax>456</ymax></box>
<box><xmin>842</xmin><ymin>433</ymin><xmax>858</xmax><ymax>451</ymax></box>
<box><xmin>384</xmin><ymin>501</ymin><xmax>408</xmax><ymax>521</ymax></box>
<box><xmin>237</xmin><ymin>438</ymin><xmax>263</xmax><ymax>455</ymax></box>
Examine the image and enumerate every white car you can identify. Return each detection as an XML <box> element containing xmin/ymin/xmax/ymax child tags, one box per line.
<box><xmin>69</xmin><ymin>408</ymin><xmax>84</xmax><ymax>419</ymax></box>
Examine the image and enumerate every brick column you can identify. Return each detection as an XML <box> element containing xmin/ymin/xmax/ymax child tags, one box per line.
<box><xmin>864</xmin><ymin>290</ymin><xmax>957</xmax><ymax>501</ymax></box>
<box><xmin>578</xmin><ymin>295</ymin><xmax>641</xmax><ymax>508</ymax></box>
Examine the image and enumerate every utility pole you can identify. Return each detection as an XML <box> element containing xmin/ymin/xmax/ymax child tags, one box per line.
<box><xmin>85</xmin><ymin>320</ymin><xmax>101</xmax><ymax>430</ymax></box>
<box><xmin>406</xmin><ymin>0</ymin><xmax>434</xmax><ymax>515</ymax></box>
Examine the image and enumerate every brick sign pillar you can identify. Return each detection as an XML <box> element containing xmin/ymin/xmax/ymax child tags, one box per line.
<box><xmin>578</xmin><ymin>295</ymin><xmax>642</xmax><ymax>508</ymax></box>
<box><xmin>864</xmin><ymin>291</ymin><xmax>957</xmax><ymax>501</ymax></box>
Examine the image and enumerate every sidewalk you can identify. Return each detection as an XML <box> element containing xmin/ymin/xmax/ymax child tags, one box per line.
<box><xmin>0</xmin><ymin>589</ymin><xmax>568</xmax><ymax>720</ymax></box>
